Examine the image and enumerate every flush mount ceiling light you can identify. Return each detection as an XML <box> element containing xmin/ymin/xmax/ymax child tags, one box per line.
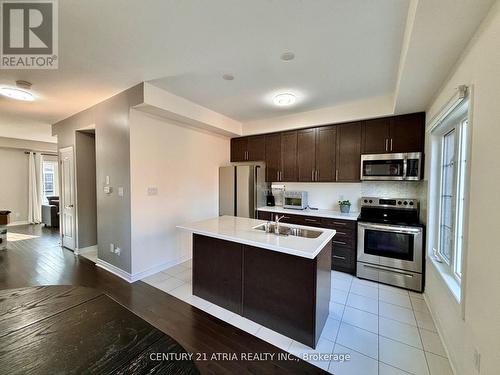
<box><xmin>0</xmin><ymin>80</ymin><xmax>34</xmax><ymax>101</ymax></box>
<box><xmin>222</xmin><ymin>74</ymin><xmax>234</xmax><ymax>81</ymax></box>
<box><xmin>273</xmin><ymin>93</ymin><xmax>296</xmax><ymax>106</ymax></box>
<box><xmin>280</xmin><ymin>52</ymin><xmax>295</xmax><ymax>61</ymax></box>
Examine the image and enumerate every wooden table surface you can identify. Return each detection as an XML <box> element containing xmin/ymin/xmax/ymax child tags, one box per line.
<box><xmin>0</xmin><ymin>285</ymin><xmax>200</xmax><ymax>375</ymax></box>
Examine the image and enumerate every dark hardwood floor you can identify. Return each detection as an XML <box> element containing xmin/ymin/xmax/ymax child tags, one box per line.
<box><xmin>0</xmin><ymin>225</ymin><xmax>326</xmax><ymax>375</ymax></box>
<box><xmin>0</xmin><ymin>286</ymin><xmax>199</xmax><ymax>375</ymax></box>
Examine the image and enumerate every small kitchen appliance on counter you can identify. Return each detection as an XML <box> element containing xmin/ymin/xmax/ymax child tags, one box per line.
<box><xmin>356</xmin><ymin>197</ymin><xmax>424</xmax><ymax>292</ymax></box>
<box><xmin>266</xmin><ymin>192</ymin><xmax>275</xmax><ymax>206</ymax></box>
<box><xmin>283</xmin><ymin>191</ymin><xmax>308</xmax><ymax>210</ymax></box>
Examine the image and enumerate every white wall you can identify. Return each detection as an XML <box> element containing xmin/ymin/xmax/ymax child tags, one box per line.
<box><xmin>0</xmin><ymin>148</ymin><xmax>29</xmax><ymax>223</ymax></box>
<box><xmin>424</xmin><ymin>2</ymin><xmax>500</xmax><ymax>375</ymax></box>
<box><xmin>129</xmin><ymin>109</ymin><xmax>229</xmax><ymax>275</ymax></box>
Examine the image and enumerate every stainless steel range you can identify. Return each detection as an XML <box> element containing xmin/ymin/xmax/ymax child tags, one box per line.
<box><xmin>357</xmin><ymin>197</ymin><xmax>424</xmax><ymax>292</ymax></box>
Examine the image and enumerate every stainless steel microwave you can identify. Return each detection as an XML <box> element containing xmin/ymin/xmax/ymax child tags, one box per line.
<box><xmin>361</xmin><ymin>153</ymin><xmax>422</xmax><ymax>181</ymax></box>
<box><xmin>284</xmin><ymin>191</ymin><xmax>308</xmax><ymax>210</ymax></box>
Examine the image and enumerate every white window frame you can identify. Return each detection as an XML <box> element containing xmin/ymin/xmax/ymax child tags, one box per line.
<box><xmin>435</xmin><ymin>115</ymin><xmax>468</xmax><ymax>283</ymax></box>
<box><xmin>427</xmin><ymin>91</ymin><xmax>471</xmax><ymax>304</ymax></box>
<box><xmin>42</xmin><ymin>159</ymin><xmax>59</xmax><ymax>203</ymax></box>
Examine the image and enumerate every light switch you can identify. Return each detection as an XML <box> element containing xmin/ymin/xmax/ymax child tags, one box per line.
<box><xmin>105</xmin><ymin>176</ymin><xmax>110</xmax><ymax>185</ymax></box>
<box><xmin>104</xmin><ymin>186</ymin><xmax>112</xmax><ymax>194</ymax></box>
<box><xmin>118</xmin><ymin>187</ymin><xmax>124</xmax><ymax>197</ymax></box>
<box><xmin>147</xmin><ymin>187</ymin><xmax>158</xmax><ymax>196</ymax></box>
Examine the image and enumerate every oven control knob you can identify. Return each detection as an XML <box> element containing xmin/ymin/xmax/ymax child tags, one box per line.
<box><xmin>364</xmin><ymin>199</ymin><xmax>368</xmax><ymax>203</ymax></box>
<box><xmin>398</xmin><ymin>201</ymin><xmax>402</xmax><ymax>205</ymax></box>
<box><xmin>369</xmin><ymin>200</ymin><xmax>373</xmax><ymax>203</ymax></box>
<box><xmin>409</xmin><ymin>201</ymin><xmax>414</xmax><ymax>206</ymax></box>
<box><xmin>403</xmin><ymin>201</ymin><xmax>408</xmax><ymax>205</ymax></box>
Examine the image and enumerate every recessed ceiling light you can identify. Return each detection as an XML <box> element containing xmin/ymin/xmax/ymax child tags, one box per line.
<box><xmin>0</xmin><ymin>87</ymin><xmax>34</xmax><ymax>101</ymax></box>
<box><xmin>280</xmin><ymin>52</ymin><xmax>295</xmax><ymax>61</ymax></box>
<box><xmin>273</xmin><ymin>93</ymin><xmax>296</xmax><ymax>106</ymax></box>
<box><xmin>222</xmin><ymin>74</ymin><xmax>234</xmax><ymax>81</ymax></box>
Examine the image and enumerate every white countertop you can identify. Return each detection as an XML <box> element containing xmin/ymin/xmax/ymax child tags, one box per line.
<box><xmin>177</xmin><ymin>215</ymin><xmax>336</xmax><ymax>259</ymax></box>
<box><xmin>257</xmin><ymin>206</ymin><xmax>359</xmax><ymax>221</ymax></box>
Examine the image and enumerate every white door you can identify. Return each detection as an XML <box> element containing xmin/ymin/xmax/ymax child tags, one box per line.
<box><xmin>60</xmin><ymin>147</ymin><xmax>76</xmax><ymax>250</ymax></box>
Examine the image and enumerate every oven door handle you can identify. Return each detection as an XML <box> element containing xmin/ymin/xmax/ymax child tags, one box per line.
<box><xmin>359</xmin><ymin>223</ymin><xmax>422</xmax><ymax>234</ymax></box>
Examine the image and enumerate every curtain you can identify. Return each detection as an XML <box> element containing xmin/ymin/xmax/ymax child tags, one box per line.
<box><xmin>28</xmin><ymin>152</ymin><xmax>42</xmax><ymax>224</ymax></box>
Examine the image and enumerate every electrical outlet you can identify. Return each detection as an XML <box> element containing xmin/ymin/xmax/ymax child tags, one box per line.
<box><xmin>114</xmin><ymin>247</ymin><xmax>121</xmax><ymax>256</ymax></box>
<box><xmin>109</xmin><ymin>243</ymin><xmax>114</xmax><ymax>253</ymax></box>
<box><xmin>473</xmin><ymin>348</ymin><xmax>481</xmax><ymax>373</ymax></box>
<box><xmin>147</xmin><ymin>187</ymin><xmax>158</xmax><ymax>196</ymax></box>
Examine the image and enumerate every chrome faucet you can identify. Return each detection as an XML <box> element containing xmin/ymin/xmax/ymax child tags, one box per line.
<box><xmin>275</xmin><ymin>214</ymin><xmax>285</xmax><ymax>234</ymax></box>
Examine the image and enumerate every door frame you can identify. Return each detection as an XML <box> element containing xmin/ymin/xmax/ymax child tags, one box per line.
<box><xmin>59</xmin><ymin>146</ymin><xmax>77</xmax><ymax>251</ymax></box>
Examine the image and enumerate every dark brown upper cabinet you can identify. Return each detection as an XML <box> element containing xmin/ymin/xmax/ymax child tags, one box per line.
<box><xmin>389</xmin><ymin>113</ymin><xmax>425</xmax><ymax>153</ymax></box>
<box><xmin>297</xmin><ymin>126</ymin><xmax>337</xmax><ymax>182</ymax></box>
<box><xmin>230</xmin><ymin>137</ymin><xmax>247</xmax><ymax>162</ymax></box>
<box><xmin>280</xmin><ymin>131</ymin><xmax>298</xmax><ymax>182</ymax></box>
<box><xmin>362</xmin><ymin>112</ymin><xmax>425</xmax><ymax>154</ymax></box>
<box><xmin>265</xmin><ymin>133</ymin><xmax>281</xmax><ymax>182</ymax></box>
<box><xmin>231</xmin><ymin>112</ymin><xmax>424</xmax><ymax>183</ymax></box>
<box><xmin>316</xmin><ymin>126</ymin><xmax>337</xmax><ymax>182</ymax></box>
<box><xmin>336</xmin><ymin>122</ymin><xmax>362</xmax><ymax>182</ymax></box>
<box><xmin>297</xmin><ymin>128</ymin><xmax>317</xmax><ymax>182</ymax></box>
<box><xmin>362</xmin><ymin>118</ymin><xmax>391</xmax><ymax>154</ymax></box>
<box><xmin>230</xmin><ymin>135</ymin><xmax>266</xmax><ymax>162</ymax></box>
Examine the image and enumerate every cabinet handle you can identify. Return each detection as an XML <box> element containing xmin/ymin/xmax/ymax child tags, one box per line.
<box><xmin>390</xmin><ymin>138</ymin><xmax>393</xmax><ymax>151</ymax></box>
<box><xmin>332</xmin><ymin>221</ymin><xmax>347</xmax><ymax>226</ymax></box>
<box><xmin>305</xmin><ymin>218</ymin><xmax>318</xmax><ymax>222</ymax></box>
<box><xmin>333</xmin><ymin>255</ymin><xmax>346</xmax><ymax>260</ymax></box>
<box><xmin>246</xmin><ymin>151</ymin><xmax>249</xmax><ymax>160</ymax></box>
<box><xmin>276</xmin><ymin>171</ymin><xmax>279</xmax><ymax>181</ymax></box>
<box><xmin>385</xmin><ymin>138</ymin><xmax>389</xmax><ymax>151</ymax></box>
<box><xmin>316</xmin><ymin>170</ymin><xmax>319</xmax><ymax>181</ymax></box>
<box><xmin>332</xmin><ymin>240</ymin><xmax>347</xmax><ymax>245</ymax></box>
<box><xmin>335</xmin><ymin>169</ymin><xmax>339</xmax><ymax>181</ymax></box>
<box><xmin>336</xmin><ymin>231</ymin><xmax>347</xmax><ymax>235</ymax></box>
<box><xmin>312</xmin><ymin>170</ymin><xmax>314</xmax><ymax>181</ymax></box>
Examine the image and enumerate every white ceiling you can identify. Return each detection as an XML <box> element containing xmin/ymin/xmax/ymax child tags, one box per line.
<box><xmin>0</xmin><ymin>0</ymin><xmax>495</xmax><ymax>142</ymax></box>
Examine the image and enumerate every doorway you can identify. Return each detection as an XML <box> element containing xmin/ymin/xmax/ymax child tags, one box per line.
<box><xmin>74</xmin><ymin>130</ymin><xmax>97</xmax><ymax>258</ymax></box>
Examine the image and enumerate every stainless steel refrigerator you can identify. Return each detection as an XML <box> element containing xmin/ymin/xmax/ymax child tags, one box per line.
<box><xmin>219</xmin><ymin>164</ymin><xmax>269</xmax><ymax>218</ymax></box>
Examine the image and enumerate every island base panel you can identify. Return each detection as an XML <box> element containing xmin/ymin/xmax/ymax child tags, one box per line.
<box><xmin>192</xmin><ymin>234</ymin><xmax>243</xmax><ymax>314</ymax></box>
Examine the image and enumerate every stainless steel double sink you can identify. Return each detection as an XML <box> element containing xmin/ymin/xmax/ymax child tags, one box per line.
<box><xmin>253</xmin><ymin>222</ymin><xmax>322</xmax><ymax>239</ymax></box>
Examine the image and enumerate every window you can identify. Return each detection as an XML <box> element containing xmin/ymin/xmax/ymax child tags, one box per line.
<box><xmin>42</xmin><ymin>160</ymin><xmax>58</xmax><ymax>203</ymax></box>
<box><xmin>433</xmin><ymin>102</ymin><xmax>470</xmax><ymax>285</ymax></box>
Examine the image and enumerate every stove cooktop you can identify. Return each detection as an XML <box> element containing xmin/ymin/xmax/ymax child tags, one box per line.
<box><xmin>357</xmin><ymin>197</ymin><xmax>422</xmax><ymax>227</ymax></box>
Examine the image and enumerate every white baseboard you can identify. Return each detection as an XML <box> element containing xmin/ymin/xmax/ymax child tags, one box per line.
<box><xmin>75</xmin><ymin>245</ymin><xmax>97</xmax><ymax>255</ymax></box>
<box><xmin>96</xmin><ymin>259</ymin><xmax>133</xmax><ymax>283</ymax></box>
<box><xmin>6</xmin><ymin>221</ymin><xmax>30</xmax><ymax>227</ymax></box>
<box><xmin>95</xmin><ymin>256</ymin><xmax>191</xmax><ymax>284</ymax></box>
<box><xmin>423</xmin><ymin>293</ymin><xmax>458</xmax><ymax>375</ymax></box>
<box><xmin>130</xmin><ymin>256</ymin><xmax>191</xmax><ymax>282</ymax></box>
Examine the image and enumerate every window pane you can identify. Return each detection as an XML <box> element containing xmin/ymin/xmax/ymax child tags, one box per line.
<box><xmin>439</xmin><ymin>129</ymin><xmax>456</xmax><ymax>264</ymax></box>
<box><xmin>455</xmin><ymin>121</ymin><xmax>469</xmax><ymax>278</ymax></box>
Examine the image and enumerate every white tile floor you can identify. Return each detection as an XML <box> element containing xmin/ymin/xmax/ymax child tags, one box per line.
<box><xmin>142</xmin><ymin>262</ymin><xmax>453</xmax><ymax>375</ymax></box>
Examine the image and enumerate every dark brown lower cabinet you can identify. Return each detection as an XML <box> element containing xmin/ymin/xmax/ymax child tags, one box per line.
<box><xmin>192</xmin><ymin>235</ymin><xmax>243</xmax><ymax>314</ymax></box>
<box><xmin>256</xmin><ymin>210</ymin><xmax>358</xmax><ymax>275</ymax></box>
<box><xmin>192</xmin><ymin>234</ymin><xmax>331</xmax><ymax>348</ymax></box>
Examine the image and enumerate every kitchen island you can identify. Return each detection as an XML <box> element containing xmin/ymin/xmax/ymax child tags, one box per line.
<box><xmin>177</xmin><ymin>216</ymin><xmax>336</xmax><ymax>348</ymax></box>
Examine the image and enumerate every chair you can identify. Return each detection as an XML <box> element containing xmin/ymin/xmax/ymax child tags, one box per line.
<box><xmin>42</xmin><ymin>196</ymin><xmax>60</xmax><ymax>227</ymax></box>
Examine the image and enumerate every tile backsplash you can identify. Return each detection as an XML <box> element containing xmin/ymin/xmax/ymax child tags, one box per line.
<box><xmin>277</xmin><ymin>181</ymin><xmax>426</xmax><ymax>213</ymax></box>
